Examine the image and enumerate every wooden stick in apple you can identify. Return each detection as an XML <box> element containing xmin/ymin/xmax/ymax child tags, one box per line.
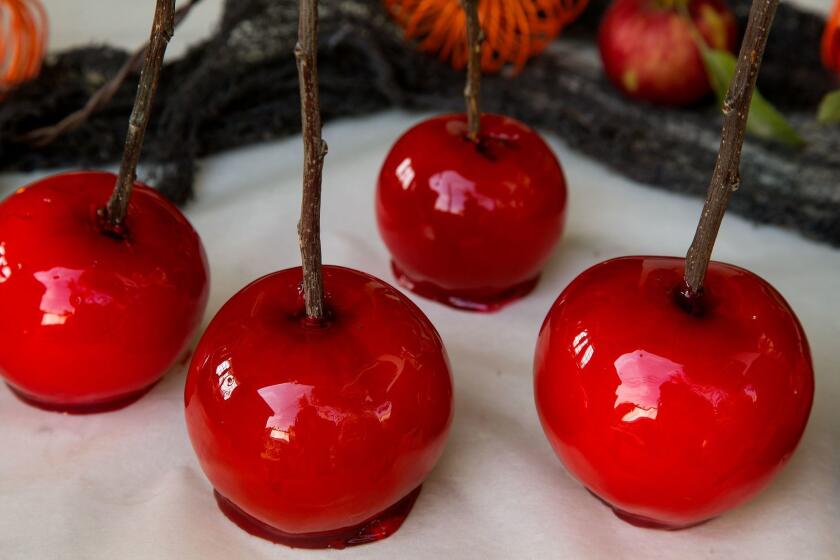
<box><xmin>683</xmin><ymin>0</ymin><xmax>780</xmax><ymax>300</ymax></box>
<box><xmin>462</xmin><ymin>0</ymin><xmax>481</xmax><ymax>141</ymax></box>
<box><xmin>183</xmin><ymin>1</ymin><xmax>454</xmax><ymax>541</ymax></box>
<box><xmin>295</xmin><ymin>0</ymin><xmax>328</xmax><ymax>322</ymax></box>
<box><xmin>534</xmin><ymin>0</ymin><xmax>812</xmax><ymax>529</ymax></box>
<box><xmin>0</xmin><ymin>0</ymin><xmax>209</xmax><ymax>413</ymax></box>
<box><xmin>375</xmin><ymin>0</ymin><xmax>568</xmax><ymax>312</ymax></box>
<box><xmin>101</xmin><ymin>0</ymin><xmax>175</xmax><ymax>231</ymax></box>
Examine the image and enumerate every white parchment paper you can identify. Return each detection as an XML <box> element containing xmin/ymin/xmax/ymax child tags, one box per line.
<box><xmin>1</xmin><ymin>2</ymin><xmax>838</xmax><ymax>558</ymax></box>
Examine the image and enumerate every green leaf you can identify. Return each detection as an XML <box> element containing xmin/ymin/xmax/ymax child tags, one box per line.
<box><xmin>701</xmin><ymin>48</ymin><xmax>735</xmax><ymax>106</ymax></box>
<box><xmin>817</xmin><ymin>89</ymin><xmax>840</xmax><ymax>124</ymax></box>
<box><xmin>699</xmin><ymin>47</ymin><xmax>805</xmax><ymax>148</ymax></box>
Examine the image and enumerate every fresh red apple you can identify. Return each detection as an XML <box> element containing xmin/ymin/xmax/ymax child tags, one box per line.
<box><xmin>598</xmin><ymin>0</ymin><xmax>738</xmax><ymax>106</ymax></box>
<box><xmin>534</xmin><ymin>256</ymin><xmax>813</xmax><ymax>529</ymax></box>
<box><xmin>184</xmin><ymin>265</ymin><xmax>453</xmax><ymax>548</ymax></box>
<box><xmin>0</xmin><ymin>171</ymin><xmax>209</xmax><ymax>413</ymax></box>
<box><xmin>376</xmin><ymin>113</ymin><xmax>567</xmax><ymax>312</ymax></box>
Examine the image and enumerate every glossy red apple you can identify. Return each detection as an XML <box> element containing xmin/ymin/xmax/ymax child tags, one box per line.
<box><xmin>534</xmin><ymin>256</ymin><xmax>813</xmax><ymax>529</ymax></box>
<box><xmin>184</xmin><ymin>265</ymin><xmax>453</xmax><ymax>549</ymax></box>
<box><xmin>376</xmin><ymin>113</ymin><xmax>567</xmax><ymax>312</ymax></box>
<box><xmin>0</xmin><ymin>171</ymin><xmax>209</xmax><ymax>413</ymax></box>
<box><xmin>598</xmin><ymin>0</ymin><xmax>738</xmax><ymax>106</ymax></box>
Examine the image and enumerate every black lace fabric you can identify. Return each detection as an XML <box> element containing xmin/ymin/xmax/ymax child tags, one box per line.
<box><xmin>0</xmin><ymin>0</ymin><xmax>838</xmax><ymax>245</ymax></box>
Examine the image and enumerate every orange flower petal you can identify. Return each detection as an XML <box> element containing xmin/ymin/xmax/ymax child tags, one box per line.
<box><xmin>384</xmin><ymin>0</ymin><xmax>589</xmax><ymax>74</ymax></box>
<box><xmin>0</xmin><ymin>0</ymin><xmax>47</xmax><ymax>95</ymax></box>
<box><xmin>823</xmin><ymin>0</ymin><xmax>840</xmax><ymax>73</ymax></box>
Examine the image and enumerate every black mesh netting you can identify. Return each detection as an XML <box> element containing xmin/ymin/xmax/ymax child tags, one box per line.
<box><xmin>0</xmin><ymin>0</ymin><xmax>838</xmax><ymax>245</ymax></box>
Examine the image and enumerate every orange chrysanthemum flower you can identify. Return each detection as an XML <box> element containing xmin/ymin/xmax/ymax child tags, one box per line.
<box><xmin>384</xmin><ymin>0</ymin><xmax>589</xmax><ymax>73</ymax></box>
<box><xmin>823</xmin><ymin>0</ymin><xmax>840</xmax><ymax>73</ymax></box>
<box><xmin>0</xmin><ymin>0</ymin><xmax>47</xmax><ymax>95</ymax></box>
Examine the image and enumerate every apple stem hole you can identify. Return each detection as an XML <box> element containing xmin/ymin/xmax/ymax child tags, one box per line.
<box><xmin>674</xmin><ymin>281</ymin><xmax>706</xmax><ymax>317</ymax></box>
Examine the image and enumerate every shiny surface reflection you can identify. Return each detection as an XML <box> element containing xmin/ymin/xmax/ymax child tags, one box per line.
<box><xmin>534</xmin><ymin>256</ymin><xmax>814</xmax><ymax>529</ymax></box>
<box><xmin>34</xmin><ymin>267</ymin><xmax>85</xmax><ymax>326</ymax></box>
<box><xmin>184</xmin><ymin>266</ymin><xmax>453</xmax><ymax>545</ymax></box>
<box><xmin>613</xmin><ymin>350</ymin><xmax>683</xmax><ymax>423</ymax></box>
<box><xmin>0</xmin><ymin>171</ymin><xmax>209</xmax><ymax>410</ymax></box>
<box><xmin>376</xmin><ymin>113</ymin><xmax>567</xmax><ymax>311</ymax></box>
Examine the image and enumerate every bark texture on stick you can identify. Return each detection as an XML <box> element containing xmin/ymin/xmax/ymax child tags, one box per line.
<box><xmin>462</xmin><ymin>0</ymin><xmax>481</xmax><ymax>141</ymax></box>
<box><xmin>295</xmin><ymin>0</ymin><xmax>327</xmax><ymax>322</ymax></box>
<box><xmin>684</xmin><ymin>0</ymin><xmax>781</xmax><ymax>296</ymax></box>
<box><xmin>104</xmin><ymin>0</ymin><xmax>176</xmax><ymax>229</ymax></box>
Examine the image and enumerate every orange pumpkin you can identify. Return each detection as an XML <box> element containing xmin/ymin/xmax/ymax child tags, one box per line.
<box><xmin>0</xmin><ymin>0</ymin><xmax>47</xmax><ymax>95</ymax></box>
<box><xmin>384</xmin><ymin>0</ymin><xmax>588</xmax><ymax>73</ymax></box>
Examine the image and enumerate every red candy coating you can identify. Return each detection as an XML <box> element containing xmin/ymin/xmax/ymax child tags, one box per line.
<box><xmin>534</xmin><ymin>256</ymin><xmax>813</xmax><ymax>529</ymax></box>
<box><xmin>0</xmin><ymin>171</ymin><xmax>209</xmax><ymax>412</ymax></box>
<box><xmin>376</xmin><ymin>113</ymin><xmax>567</xmax><ymax>312</ymax></box>
<box><xmin>184</xmin><ymin>266</ymin><xmax>453</xmax><ymax>547</ymax></box>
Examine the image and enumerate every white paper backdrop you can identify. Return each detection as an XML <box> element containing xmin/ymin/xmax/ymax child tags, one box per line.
<box><xmin>1</xmin><ymin>2</ymin><xmax>838</xmax><ymax>559</ymax></box>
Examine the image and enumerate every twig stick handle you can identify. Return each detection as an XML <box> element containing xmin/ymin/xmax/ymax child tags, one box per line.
<box><xmin>295</xmin><ymin>0</ymin><xmax>327</xmax><ymax>321</ymax></box>
<box><xmin>104</xmin><ymin>0</ymin><xmax>176</xmax><ymax>228</ymax></box>
<box><xmin>463</xmin><ymin>0</ymin><xmax>481</xmax><ymax>141</ymax></box>
<box><xmin>684</xmin><ymin>0</ymin><xmax>780</xmax><ymax>296</ymax></box>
